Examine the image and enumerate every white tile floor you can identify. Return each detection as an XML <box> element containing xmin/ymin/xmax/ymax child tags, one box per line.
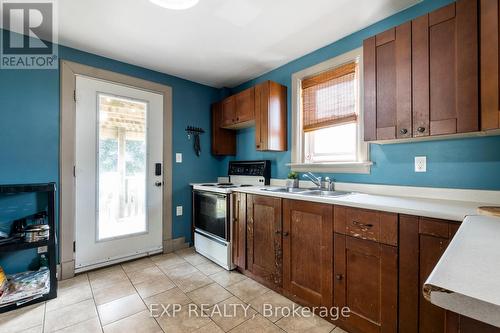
<box><xmin>0</xmin><ymin>248</ymin><xmax>349</xmax><ymax>333</ymax></box>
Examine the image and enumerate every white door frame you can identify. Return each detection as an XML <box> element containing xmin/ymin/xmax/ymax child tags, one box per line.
<box><xmin>60</xmin><ymin>60</ymin><xmax>172</xmax><ymax>279</ymax></box>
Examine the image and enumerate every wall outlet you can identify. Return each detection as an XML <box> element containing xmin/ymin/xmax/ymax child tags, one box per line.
<box><xmin>415</xmin><ymin>156</ymin><xmax>427</xmax><ymax>172</ymax></box>
<box><xmin>176</xmin><ymin>206</ymin><xmax>183</xmax><ymax>216</ymax></box>
<box><xmin>176</xmin><ymin>153</ymin><xmax>182</xmax><ymax>163</ymax></box>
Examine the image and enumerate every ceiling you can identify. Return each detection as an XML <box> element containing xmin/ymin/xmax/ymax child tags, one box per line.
<box><xmin>54</xmin><ymin>0</ymin><xmax>419</xmax><ymax>88</ymax></box>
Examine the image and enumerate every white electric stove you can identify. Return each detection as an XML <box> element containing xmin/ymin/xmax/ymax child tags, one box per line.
<box><xmin>192</xmin><ymin>160</ymin><xmax>271</xmax><ymax>270</ymax></box>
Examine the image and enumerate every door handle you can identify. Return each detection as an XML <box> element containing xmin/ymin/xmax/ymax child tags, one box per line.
<box><xmin>155</xmin><ymin>181</ymin><xmax>163</xmax><ymax>187</ymax></box>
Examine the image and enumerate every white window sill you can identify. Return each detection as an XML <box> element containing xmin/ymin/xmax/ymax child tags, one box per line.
<box><xmin>287</xmin><ymin>161</ymin><xmax>372</xmax><ymax>174</ymax></box>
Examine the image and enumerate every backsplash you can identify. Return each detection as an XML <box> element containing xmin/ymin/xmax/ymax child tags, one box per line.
<box><xmin>220</xmin><ymin>127</ymin><xmax>500</xmax><ymax>190</ymax></box>
<box><xmin>218</xmin><ymin>0</ymin><xmax>500</xmax><ymax>191</ymax></box>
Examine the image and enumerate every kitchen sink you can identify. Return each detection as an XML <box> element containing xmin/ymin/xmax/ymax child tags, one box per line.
<box><xmin>261</xmin><ymin>188</ymin><xmax>351</xmax><ymax>197</ymax></box>
<box><xmin>298</xmin><ymin>190</ymin><xmax>352</xmax><ymax>197</ymax></box>
<box><xmin>260</xmin><ymin>187</ymin><xmax>310</xmax><ymax>193</ymax></box>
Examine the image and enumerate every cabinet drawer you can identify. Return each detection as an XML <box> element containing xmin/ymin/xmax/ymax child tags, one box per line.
<box><xmin>334</xmin><ymin>206</ymin><xmax>398</xmax><ymax>246</ymax></box>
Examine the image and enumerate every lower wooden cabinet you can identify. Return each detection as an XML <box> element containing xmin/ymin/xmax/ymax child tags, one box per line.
<box><xmin>231</xmin><ymin>192</ymin><xmax>246</xmax><ymax>269</ymax></box>
<box><xmin>400</xmin><ymin>215</ymin><xmax>455</xmax><ymax>333</ymax></box>
<box><xmin>231</xmin><ymin>195</ymin><xmax>499</xmax><ymax>333</ymax></box>
<box><xmin>282</xmin><ymin>199</ymin><xmax>333</xmax><ymax>308</ymax></box>
<box><xmin>333</xmin><ymin>233</ymin><xmax>398</xmax><ymax>333</ymax></box>
<box><xmin>246</xmin><ymin>194</ymin><xmax>283</xmax><ymax>287</ymax></box>
<box><xmin>399</xmin><ymin>215</ymin><xmax>500</xmax><ymax>333</ymax></box>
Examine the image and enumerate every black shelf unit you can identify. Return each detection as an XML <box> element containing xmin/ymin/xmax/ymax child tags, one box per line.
<box><xmin>0</xmin><ymin>183</ymin><xmax>58</xmax><ymax>313</ymax></box>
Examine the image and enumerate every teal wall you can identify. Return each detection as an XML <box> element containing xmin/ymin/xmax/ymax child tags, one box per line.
<box><xmin>220</xmin><ymin>0</ymin><xmax>500</xmax><ymax>191</ymax></box>
<box><xmin>1</xmin><ymin>0</ymin><xmax>500</xmax><ymax>274</ymax></box>
<box><xmin>0</xmin><ymin>35</ymin><xmax>223</xmax><ymax>256</ymax></box>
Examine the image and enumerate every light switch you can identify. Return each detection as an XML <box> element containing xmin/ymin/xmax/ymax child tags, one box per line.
<box><xmin>176</xmin><ymin>153</ymin><xmax>182</xmax><ymax>163</ymax></box>
<box><xmin>415</xmin><ymin>156</ymin><xmax>427</xmax><ymax>173</ymax></box>
<box><xmin>176</xmin><ymin>206</ymin><xmax>183</xmax><ymax>216</ymax></box>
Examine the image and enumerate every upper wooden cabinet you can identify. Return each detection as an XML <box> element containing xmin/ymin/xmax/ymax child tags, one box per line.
<box><xmin>480</xmin><ymin>0</ymin><xmax>500</xmax><ymax>130</ymax></box>
<box><xmin>255</xmin><ymin>81</ymin><xmax>287</xmax><ymax>151</ymax></box>
<box><xmin>282</xmin><ymin>199</ymin><xmax>333</xmax><ymax>308</ymax></box>
<box><xmin>221</xmin><ymin>95</ymin><xmax>236</xmax><ymax>128</ymax></box>
<box><xmin>246</xmin><ymin>194</ymin><xmax>283</xmax><ymax>287</ymax></box>
<box><xmin>211</xmin><ymin>102</ymin><xmax>236</xmax><ymax>156</ymax></box>
<box><xmin>364</xmin><ymin>22</ymin><xmax>412</xmax><ymax>141</ymax></box>
<box><xmin>364</xmin><ymin>0</ymin><xmax>479</xmax><ymax>141</ymax></box>
<box><xmin>235</xmin><ymin>87</ymin><xmax>255</xmax><ymax>124</ymax></box>
<box><xmin>212</xmin><ymin>81</ymin><xmax>287</xmax><ymax>154</ymax></box>
<box><xmin>412</xmin><ymin>0</ymin><xmax>478</xmax><ymax>137</ymax></box>
<box><xmin>221</xmin><ymin>87</ymin><xmax>255</xmax><ymax>129</ymax></box>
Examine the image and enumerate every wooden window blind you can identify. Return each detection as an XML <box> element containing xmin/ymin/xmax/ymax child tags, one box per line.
<box><xmin>302</xmin><ymin>61</ymin><xmax>358</xmax><ymax>132</ymax></box>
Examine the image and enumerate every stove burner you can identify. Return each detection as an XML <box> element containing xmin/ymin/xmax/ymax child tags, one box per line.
<box><xmin>200</xmin><ymin>184</ymin><xmax>216</xmax><ymax>186</ymax></box>
<box><xmin>217</xmin><ymin>184</ymin><xmax>237</xmax><ymax>189</ymax></box>
<box><xmin>240</xmin><ymin>184</ymin><xmax>253</xmax><ymax>187</ymax></box>
<box><xmin>217</xmin><ymin>183</ymin><xmax>233</xmax><ymax>186</ymax></box>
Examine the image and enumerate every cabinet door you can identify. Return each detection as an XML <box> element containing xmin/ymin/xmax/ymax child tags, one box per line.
<box><xmin>246</xmin><ymin>194</ymin><xmax>282</xmax><ymax>287</ymax></box>
<box><xmin>480</xmin><ymin>0</ymin><xmax>500</xmax><ymax>130</ymax></box>
<box><xmin>231</xmin><ymin>192</ymin><xmax>246</xmax><ymax>269</ymax></box>
<box><xmin>399</xmin><ymin>216</ymin><xmax>464</xmax><ymax>333</ymax></box>
<box><xmin>235</xmin><ymin>87</ymin><xmax>255</xmax><ymax>124</ymax></box>
<box><xmin>364</xmin><ymin>22</ymin><xmax>412</xmax><ymax>141</ymax></box>
<box><xmin>419</xmin><ymin>233</ymin><xmax>449</xmax><ymax>333</ymax></box>
<box><xmin>211</xmin><ymin>102</ymin><xmax>236</xmax><ymax>156</ymax></box>
<box><xmin>282</xmin><ymin>200</ymin><xmax>332</xmax><ymax>308</ymax></box>
<box><xmin>412</xmin><ymin>0</ymin><xmax>478</xmax><ymax>137</ymax></box>
<box><xmin>221</xmin><ymin>96</ymin><xmax>236</xmax><ymax>128</ymax></box>
<box><xmin>255</xmin><ymin>81</ymin><xmax>287</xmax><ymax>151</ymax></box>
<box><xmin>334</xmin><ymin>234</ymin><xmax>398</xmax><ymax>333</ymax></box>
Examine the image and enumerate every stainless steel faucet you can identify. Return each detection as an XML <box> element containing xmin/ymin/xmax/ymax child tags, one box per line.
<box><xmin>302</xmin><ymin>172</ymin><xmax>335</xmax><ymax>191</ymax></box>
<box><xmin>302</xmin><ymin>172</ymin><xmax>322</xmax><ymax>189</ymax></box>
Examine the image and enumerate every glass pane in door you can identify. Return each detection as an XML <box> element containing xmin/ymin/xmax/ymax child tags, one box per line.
<box><xmin>97</xmin><ymin>94</ymin><xmax>148</xmax><ymax>240</ymax></box>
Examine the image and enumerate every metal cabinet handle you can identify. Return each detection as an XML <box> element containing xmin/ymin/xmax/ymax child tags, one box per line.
<box><xmin>400</xmin><ymin>128</ymin><xmax>408</xmax><ymax>135</ymax></box>
<box><xmin>155</xmin><ymin>181</ymin><xmax>163</xmax><ymax>187</ymax></box>
<box><xmin>275</xmin><ymin>230</ymin><xmax>281</xmax><ymax>234</ymax></box>
<box><xmin>336</xmin><ymin>274</ymin><xmax>343</xmax><ymax>281</ymax></box>
<box><xmin>282</xmin><ymin>231</ymin><xmax>289</xmax><ymax>237</ymax></box>
<box><xmin>417</xmin><ymin>127</ymin><xmax>426</xmax><ymax>133</ymax></box>
<box><xmin>352</xmin><ymin>221</ymin><xmax>373</xmax><ymax>229</ymax></box>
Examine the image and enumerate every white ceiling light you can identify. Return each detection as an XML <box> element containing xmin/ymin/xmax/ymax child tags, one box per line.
<box><xmin>149</xmin><ymin>0</ymin><xmax>199</xmax><ymax>10</ymax></box>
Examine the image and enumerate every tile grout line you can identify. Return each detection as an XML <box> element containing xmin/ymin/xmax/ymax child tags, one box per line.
<box><xmin>41</xmin><ymin>300</ymin><xmax>47</xmax><ymax>333</ymax></box>
<box><xmin>128</xmin><ymin>259</ymin><xmax>169</xmax><ymax>333</ymax></box>
<box><xmin>86</xmin><ymin>272</ymin><xmax>105</xmax><ymax>333</ymax></box>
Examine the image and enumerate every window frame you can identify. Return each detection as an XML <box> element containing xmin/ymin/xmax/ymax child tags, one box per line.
<box><xmin>289</xmin><ymin>47</ymin><xmax>372</xmax><ymax>174</ymax></box>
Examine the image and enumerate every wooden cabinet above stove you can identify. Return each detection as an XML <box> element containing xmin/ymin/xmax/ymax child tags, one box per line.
<box><xmin>212</xmin><ymin>80</ymin><xmax>287</xmax><ymax>155</ymax></box>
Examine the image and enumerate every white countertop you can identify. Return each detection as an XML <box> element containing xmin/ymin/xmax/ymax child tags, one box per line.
<box><xmin>230</xmin><ymin>186</ymin><xmax>487</xmax><ymax>221</ymax></box>
<box><xmin>424</xmin><ymin>215</ymin><xmax>500</xmax><ymax>328</ymax></box>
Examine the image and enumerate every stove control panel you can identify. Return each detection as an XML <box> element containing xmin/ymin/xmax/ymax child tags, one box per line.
<box><xmin>228</xmin><ymin>160</ymin><xmax>271</xmax><ymax>184</ymax></box>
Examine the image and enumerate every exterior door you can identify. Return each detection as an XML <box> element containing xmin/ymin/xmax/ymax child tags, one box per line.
<box><xmin>75</xmin><ymin>76</ymin><xmax>163</xmax><ymax>271</ymax></box>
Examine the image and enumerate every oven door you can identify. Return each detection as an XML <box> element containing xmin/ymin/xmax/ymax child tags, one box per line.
<box><xmin>193</xmin><ymin>190</ymin><xmax>229</xmax><ymax>241</ymax></box>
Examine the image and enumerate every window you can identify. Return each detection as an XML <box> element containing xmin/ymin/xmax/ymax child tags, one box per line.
<box><xmin>290</xmin><ymin>48</ymin><xmax>371</xmax><ymax>173</ymax></box>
